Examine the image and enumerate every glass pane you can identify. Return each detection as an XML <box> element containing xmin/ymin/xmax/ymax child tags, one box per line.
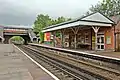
<box><xmin>101</xmin><ymin>45</ymin><xmax>104</xmax><ymax>49</ymax></box>
<box><xmin>97</xmin><ymin>37</ymin><xmax>100</xmax><ymax>43</ymax></box>
<box><xmin>101</xmin><ymin>37</ymin><xmax>104</xmax><ymax>43</ymax></box>
<box><xmin>97</xmin><ymin>45</ymin><xmax>100</xmax><ymax>49</ymax></box>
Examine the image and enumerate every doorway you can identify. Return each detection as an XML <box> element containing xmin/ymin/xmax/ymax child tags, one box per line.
<box><xmin>97</xmin><ymin>34</ymin><xmax>105</xmax><ymax>50</ymax></box>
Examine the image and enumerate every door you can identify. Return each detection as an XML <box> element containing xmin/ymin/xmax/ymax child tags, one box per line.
<box><xmin>97</xmin><ymin>35</ymin><xmax>104</xmax><ymax>50</ymax></box>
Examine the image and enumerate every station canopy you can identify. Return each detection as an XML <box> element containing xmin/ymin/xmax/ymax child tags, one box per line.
<box><xmin>42</xmin><ymin>12</ymin><xmax>115</xmax><ymax>32</ymax></box>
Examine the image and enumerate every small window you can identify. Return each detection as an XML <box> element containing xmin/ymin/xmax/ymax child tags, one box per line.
<box><xmin>101</xmin><ymin>45</ymin><xmax>104</xmax><ymax>49</ymax></box>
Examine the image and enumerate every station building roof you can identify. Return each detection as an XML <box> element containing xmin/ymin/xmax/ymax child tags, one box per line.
<box><xmin>42</xmin><ymin>12</ymin><xmax>115</xmax><ymax>32</ymax></box>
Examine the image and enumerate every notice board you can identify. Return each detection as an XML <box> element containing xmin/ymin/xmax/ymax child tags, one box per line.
<box><xmin>106</xmin><ymin>36</ymin><xmax>111</xmax><ymax>44</ymax></box>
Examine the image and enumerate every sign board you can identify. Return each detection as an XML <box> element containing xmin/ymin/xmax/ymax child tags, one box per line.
<box><xmin>44</xmin><ymin>32</ymin><xmax>51</xmax><ymax>41</ymax></box>
<box><xmin>106</xmin><ymin>36</ymin><xmax>111</xmax><ymax>44</ymax></box>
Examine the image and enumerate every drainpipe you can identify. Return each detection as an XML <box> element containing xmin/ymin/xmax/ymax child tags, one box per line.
<box><xmin>114</xmin><ymin>25</ymin><xmax>116</xmax><ymax>51</ymax></box>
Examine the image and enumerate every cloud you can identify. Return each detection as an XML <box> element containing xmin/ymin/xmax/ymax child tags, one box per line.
<box><xmin>0</xmin><ymin>0</ymin><xmax>100</xmax><ymax>26</ymax></box>
<box><xmin>0</xmin><ymin>13</ymin><xmax>35</xmax><ymax>25</ymax></box>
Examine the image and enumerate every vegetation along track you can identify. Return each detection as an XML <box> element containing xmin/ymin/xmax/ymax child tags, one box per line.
<box><xmin>18</xmin><ymin>45</ymin><xmax>120</xmax><ymax>80</ymax></box>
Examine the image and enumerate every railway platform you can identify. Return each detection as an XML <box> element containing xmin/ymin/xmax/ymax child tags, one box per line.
<box><xmin>28</xmin><ymin>43</ymin><xmax>120</xmax><ymax>79</ymax></box>
<box><xmin>30</xmin><ymin>43</ymin><xmax>120</xmax><ymax>60</ymax></box>
<box><xmin>0</xmin><ymin>44</ymin><xmax>55</xmax><ymax>80</ymax></box>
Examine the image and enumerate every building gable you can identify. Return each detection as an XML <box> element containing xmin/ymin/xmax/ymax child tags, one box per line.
<box><xmin>81</xmin><ymin>12</ymin><xmax>114</xmax><ymax>24</ymax></box>
<box><xmin>42</xmin><ymin>12</ymin><xmax>115</xmax><ymax>32</ymax></box>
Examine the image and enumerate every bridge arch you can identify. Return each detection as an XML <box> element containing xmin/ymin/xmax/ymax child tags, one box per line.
<box><xmin>9</xmin><ymin>36</ymin><xmax>24</xmax><ymax>44</ymax></box>
<box><xmin>4</xmin><ymin>35</ymin><xmax>30</xmax><ymax>44</ymax></box>
<box><xmin>0</xmin><ymin>36</ymin><xmax>4</xmax><ymax>43</ymax></box>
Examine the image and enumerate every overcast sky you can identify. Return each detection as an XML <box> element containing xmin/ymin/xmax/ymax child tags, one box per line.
<box><xmin>0</xmin><ymin>0</ymin><xmax>101</xmax><ymax>26</ymax></box>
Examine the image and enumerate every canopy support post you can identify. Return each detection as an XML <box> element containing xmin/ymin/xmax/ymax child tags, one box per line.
<box><xmin>61</xmin><ymin>29</ymin><xmax>65</xmax><ymax>48</ymax></box>
<box><xmin>92</xmin><ymin>26</ymin><xmax>100</xmax><ymax>51</ymax></box>
<box><xmin>53</xmin><ymin>31</ymin><xmax>56</xmax><ymax>47</ymax></box>
<box><xmin>91</xmin><ymin>28</ymin><xmax>92</xmax><ymax>50</ymax></box>
<box><xmin>71</xmin><ymin>27</ymin><xmax>79</xmax><ymax>49</ymax></box>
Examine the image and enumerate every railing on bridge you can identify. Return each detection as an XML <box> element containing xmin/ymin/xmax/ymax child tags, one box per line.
<box><xmin>28</xmin><ymin>29</ymin><xmax>38</xmax><ymax>42</ymax></box>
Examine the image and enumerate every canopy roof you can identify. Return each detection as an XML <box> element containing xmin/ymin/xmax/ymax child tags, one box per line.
<box><xmin>42</xmin><ymin>12</ymin><xmax>115</xmax><ymax>32</ymax></box>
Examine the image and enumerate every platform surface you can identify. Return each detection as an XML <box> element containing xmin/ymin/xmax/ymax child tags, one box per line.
<box><xmin>0</xmin><ymin>44</ymin><xmax>54</xmax><ymax>80</ymax></box>
<box><xmin>29</xmin><ymin>43</ymin><xmax>120</xmax><ymax>59</ymax></box>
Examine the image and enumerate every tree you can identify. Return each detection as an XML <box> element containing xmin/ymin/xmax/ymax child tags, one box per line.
<box><xmin>11</xmin><ymin>36</ymin><xmax>24</xmax><ymax>41</ymax></box>
<box><xmin>10</xmin><ymin>36</ymin><xmax>24</xmax><ymax>44</ymax></box>
<box><xmin>56</xmin><ymin>16</ymin><xmax>66</xmax><ymax>24</ymax></box>
<box><xmin>89</xmin><ymin>0</ymin><xmax>120</xmax><ymax>17</ymax></box>
<box><xmin>33</xmin><ymin>14</ymin><xmax>71</xmax><ymax>34</ymax></box>
<box><xmin>33</xmin><ymin>14</ymin><xmax>52</xmax><ymax>34</ymax></box>
<box><xmin>52</xmin><ymin>17</ymin><xmax>71</xmax><ymax>25</ymax></box>
<box><xmin>33</xmin><ymin>14</ymin><xmax>71</xmax><ymax>43</ymax></box>
<box><xmin>39</xmin><ymin>32</ymin><xmax>44</xmax><ymax>43</ymax></box>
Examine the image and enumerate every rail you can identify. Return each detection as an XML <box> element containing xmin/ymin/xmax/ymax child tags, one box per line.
<box><xmin>19</xmin><ymin>44</ymin><xmax>120</xmax><ymax>79</ymax></box>
<box><xmin>29</xmin><ymin>43</ymin><xmax>120</xmax><ymax>65</ymax></box>
<box><xmin>18</xmin><ymin>45</ymin><xmax>87</xmax><ymax>80</ymax></box>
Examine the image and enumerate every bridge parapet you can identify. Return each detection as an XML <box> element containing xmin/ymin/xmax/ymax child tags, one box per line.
<box><xmin>4</xmin><ymin>28</ymin><xmax>28</xmax><ymax>34</ymax></box>
<box><xmin>0</xmin><ymin>25</ymin><xmax>37</xmax><ymax>43</ymax></box>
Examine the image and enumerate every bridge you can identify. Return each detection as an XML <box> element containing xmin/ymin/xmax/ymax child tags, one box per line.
<box><xmin>0</xmin><ymin>25</ymin><xmax>37</xmax><ymax>44</ymax></box>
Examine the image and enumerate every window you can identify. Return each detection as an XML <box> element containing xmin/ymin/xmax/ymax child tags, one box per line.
<box><xmin>85</xmin><ymin>32</ymin><xmax>89</xmax><ymax>43</ymax></box>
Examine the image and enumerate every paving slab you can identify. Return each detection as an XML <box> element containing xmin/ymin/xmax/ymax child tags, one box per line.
<box><xmin>0</xmin><ymin>44</ymin><xmax>55</xmax><ymax>80</ymax></box>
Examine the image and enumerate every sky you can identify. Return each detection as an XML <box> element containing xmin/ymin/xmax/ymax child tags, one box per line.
<box><xmin>0</xmin><ymin>0</ymin><xmax>101</xmax><ymax>26</ymax></box>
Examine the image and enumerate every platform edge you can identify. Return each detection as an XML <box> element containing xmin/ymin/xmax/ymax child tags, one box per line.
<box><xmin>14</xmin><ymin>45</ymin><xmax>60</xmax><ymax>80</ymax></box>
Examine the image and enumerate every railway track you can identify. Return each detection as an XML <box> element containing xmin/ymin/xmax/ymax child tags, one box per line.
<box><xmin>18</xmin><ymin>45</ymin><xmax>120</xmax><ymax>80</ymax></box>
<box><xmin>29</xmin><ymin>44</ymin><xmax>120</xmax><ymax>71</ymax></box>
<box><xmin>18</xmin><ymin>45</ymin><xmax>85</xmax><ymax>80</ymax></box>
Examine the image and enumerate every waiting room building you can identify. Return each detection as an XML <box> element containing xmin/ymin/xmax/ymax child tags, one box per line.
<box><xmin>42</xmin><ymin>12</ymin><xmax>116</xmax><ymax>51</ymax></box>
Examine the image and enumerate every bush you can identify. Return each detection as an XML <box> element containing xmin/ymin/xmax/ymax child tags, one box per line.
<box><xmin>39</xmin><ymin>32</ymin><xmax>44</xmax><ymax>43</ymax></box>
<box><xmin>10</xmin><ymin>36</ymin><xmax>24</xmax><ymax>44</ymax></box>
